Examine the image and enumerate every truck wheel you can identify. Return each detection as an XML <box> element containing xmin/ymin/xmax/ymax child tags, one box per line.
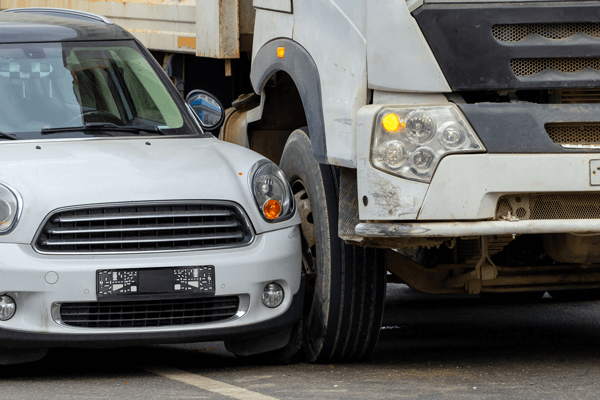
<box><xmin>280</xmin><ymin>128</ymin><xmax>386</xmax><ymax>362</ymax></box>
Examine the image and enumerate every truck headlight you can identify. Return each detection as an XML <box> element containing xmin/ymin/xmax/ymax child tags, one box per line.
<box><xmin>0</xmin><ymin>183</ymin><xmax>20</xmax><ymax>233</ymax></box>
<box><xmin>370</xmin><ymin>105</ymin><xmax>485</xmax><ymax>182</ymax></box>
<box><xmin>250</xmin><ymin>160</ymin><xmax>294</xmax><ymax>222</ymax></box>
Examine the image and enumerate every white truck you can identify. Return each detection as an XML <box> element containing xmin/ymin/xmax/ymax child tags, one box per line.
<box><xmin>8</xmin><ymin>0</ymin><xmax>600</xmax><ymax>363</ymax></box>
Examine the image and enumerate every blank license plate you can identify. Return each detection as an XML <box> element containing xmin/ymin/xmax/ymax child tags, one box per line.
<box><xmin>96</xmin><ymin>266</ymin><xmax>215</xmax><ymax>298</ymax></box>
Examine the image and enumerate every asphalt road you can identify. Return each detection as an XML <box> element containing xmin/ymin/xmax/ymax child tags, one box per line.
<box><xmin>2</xmin><ymin>284</ymin><xmax>600</xmax><ymax>399</ymax></box>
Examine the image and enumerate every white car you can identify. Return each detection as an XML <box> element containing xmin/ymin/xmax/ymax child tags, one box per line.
<box><xmin>0</xmin><ymin>8</ymin><xmax>302</xmax><ymax>364</ymax></box>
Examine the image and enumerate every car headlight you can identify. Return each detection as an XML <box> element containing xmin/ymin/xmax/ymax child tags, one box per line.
<box><xmin>0</xmin><ymin>183</ymin><xmax>20</xmax><ymax>233</ymax></box>
<box><xmin>371</xmin><ymin>105</ymin><xmax>485</xmax><ymax>182</ymax></box>
<box><xmin>250</xmin><ymin>160</ymin><xmax>294</xmax><ymax>222</ymax></box>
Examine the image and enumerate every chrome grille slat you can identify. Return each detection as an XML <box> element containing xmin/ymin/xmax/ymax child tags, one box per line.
<box><xmin>43</xmin><ymin>232</ymin><xmax>244</xmax><ymax>246</ymax></box>
<box><xmin>54</xmin><ymin>210</ymin><xmax>232</xmax><ymax>223</ymax></box>
<box><xmin>61</xmin><ymin>307</ymin><xmax>238</xmax><ymax>317</ymax></box>
<box><xmin>35</xmin><ymin>203</ymin><xmax>253</xmax><ymax>253</ymax></box>
<box><xmin>47</xmin><ymin>220</ymin><xmax>239</xmax><ymax>234</ymax></box>
<box><xmin>61</xmin><ymin>311</ymin><xmax>237</xmax><ymax>320</ymax></box>
<box><xmin>59</xmin><ymin>296</ymin><xmax>240</xmax><ymax>328</ymax></box>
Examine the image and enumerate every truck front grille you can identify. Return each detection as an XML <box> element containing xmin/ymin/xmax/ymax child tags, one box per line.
<box><xmin>493</xmin><ymin>23</ymin><xmax>600</xmax><ymax>42</ymax></box>
<box><xmin>35</xmin><ymin>202</ymin><xmax>253</xmax><ymax>253</ymax></box>
<box><xmin>553</xmin><ymin>89</ymin><xmax>600</xmax><ymax>104</ymax></box>
<box><xmin>496</xmin><ymin>193</ymin><xmax>600</xmax><ymax>220</ymax></box>
<box><xmin>60</xmin><ymin>296</ymin><xmax>240</xmax><ymax>328</ymax></box>
<box><xmin>545</xmin><ymin>123</ymin><xmax>600</xmax><ymax>146</ymax></box>
<box><xmin>511</xmin><ymin>57</ymin><xmax>600</xmax><ymax>77</ymax></box>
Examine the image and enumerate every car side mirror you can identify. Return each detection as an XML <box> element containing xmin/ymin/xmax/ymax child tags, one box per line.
<box><xmin>185</xmin><ymin>90</ymin><xmax>225</xmax><ymax>131</ymax></box>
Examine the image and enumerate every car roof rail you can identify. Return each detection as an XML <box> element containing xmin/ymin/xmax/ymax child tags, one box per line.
<box><xmin>2</xmin><ymin>7</ymin><xmax>113</xmax><ymax>25</ymax></box>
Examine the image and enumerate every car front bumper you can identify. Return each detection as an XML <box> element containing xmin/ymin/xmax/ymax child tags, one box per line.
<box><xmin>0</xmin><ymin>225</ymin><xmax>302</xmax><ymax>348</ymax></box>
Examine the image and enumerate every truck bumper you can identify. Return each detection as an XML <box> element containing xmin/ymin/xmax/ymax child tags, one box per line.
<box><xmin>418</xmin><ymin>153</ymin><xmax>599</xmax><ymax>220</ymax></box>
<box><xmin>356</xmin><ymin>219</ymin><xmax>600</xmax><ymax>238</ymax></box>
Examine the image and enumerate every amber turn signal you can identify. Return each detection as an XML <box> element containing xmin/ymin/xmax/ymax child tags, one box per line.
<box><xmin>382</xmin><ymin>113</ymin><xmax>405</xmax><ymax>132</ymax></box>
<box><xmin>263</xmin><ymin>199</ymin><xmax>282</xmax><ymax>220</ymax></box>
<box><xmin>277</xmin><ymin>47</ymin><xmax>285</xmax><ymax>58</ymax></box>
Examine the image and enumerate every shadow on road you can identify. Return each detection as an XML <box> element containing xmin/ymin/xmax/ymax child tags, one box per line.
<box><xmin>2</xmin><ymin>283</ymin><xmax>600</xmax><ymax>380</ymax></box>
<box><xmin>377</xmin><ymin>284</ymin><xmax>600</xmax><ymax>367</ymax></box>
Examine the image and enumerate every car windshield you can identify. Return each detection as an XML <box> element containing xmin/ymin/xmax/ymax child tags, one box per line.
<box><xmin>0</xmin><ymin>40</ymin><xmax>196</xmax><ymax>139</ymax></box>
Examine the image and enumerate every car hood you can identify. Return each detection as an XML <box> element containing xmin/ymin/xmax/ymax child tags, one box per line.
<box><xmin>0</xmin><ymin>136</ymin><xmax>296</xmax><ymax>243</ymax></box>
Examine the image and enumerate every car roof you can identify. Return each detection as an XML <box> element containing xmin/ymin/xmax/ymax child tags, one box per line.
<box><xmin>0</xmin><ymin>10</ymin><xmax>133</xmax><ymax>43</ymax></box>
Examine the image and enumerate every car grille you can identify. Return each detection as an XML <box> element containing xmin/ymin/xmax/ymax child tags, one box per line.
<box><xmin>493</xmin><ymin>23</ymin><xmax>600</xmax><ymax>42</ymax></box>
<box><xmin>35</xmin><ymin>203</ymin><xmax>253</xmax><ymax>253</ymax></box>
<box><xmin>496</xmin><ymin>193</ymin><xmax>600</xmax><ymax>220</ymax></box>
<box><xmin>545</xmin><ymin>123</ymin><xmax>600</xmax><ymax>147</ymax></box>
<box><xmin>60</xmin><ymin>296</ymin><xmax>240</xmax><ymax>328</ymax></box>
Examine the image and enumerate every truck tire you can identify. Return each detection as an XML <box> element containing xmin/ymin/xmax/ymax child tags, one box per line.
<box><xmin>279</xmin><ymin>128</ymin><xmax>386</xmax><ymax>363</ymax></box>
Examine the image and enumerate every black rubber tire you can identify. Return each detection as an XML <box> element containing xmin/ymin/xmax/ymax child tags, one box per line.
<box><xmin>279</xmin><ymin>128</ymin><xmax>386</xmax><ymax>363</ymax></box>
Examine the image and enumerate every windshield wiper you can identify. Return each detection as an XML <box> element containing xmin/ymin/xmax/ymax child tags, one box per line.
<box><xmin>41</xmin><ymin>122</ymin><xmax>164</xmax><ymax>135</ymax></box>
<box><xmin>0</xmin><ymin>131</ymin><xmax>18</xmax><ymax>140</ymax></box>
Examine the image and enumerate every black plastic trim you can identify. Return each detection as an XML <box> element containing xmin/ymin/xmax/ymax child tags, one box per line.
<box><xmin>414</xmin><ymin>2</ymin><xmax>600</xmax><ymax>90</ymax></box>
<box><xmin>0</xmin><ymin>11</ymin><xmax>133</xmax><ymax>43</ymax></box>
<box><xmin>459</xmin><ymin>102</ymin><xmax>600</xmax><ymax>153</ymax></box>
<box><xmin>0</xmin><ymin>277</ymin><xmax>304</xmax><ymax>349</ymax></box>
<box><xmin>254</xmin><ymin>0</ymin><xmax>293</xmax><ymax>14</ymax></box>
<box><xmin>250</xmin><ymin>38</ymin><xmax>327</xmax><ymax>163</ymax></box>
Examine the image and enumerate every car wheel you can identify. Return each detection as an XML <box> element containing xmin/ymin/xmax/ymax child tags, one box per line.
<box><xmin>279</xmin><ymin>127</ymin><xmax>386</xmax><ymax>363</ymax></box>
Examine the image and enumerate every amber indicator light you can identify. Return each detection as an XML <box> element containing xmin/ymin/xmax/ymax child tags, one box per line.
<box><xmin>277</xmin><ymin>47</ymin><xmax>285</xmax><ymax>58</ymax></box>
<box><xmin>382</xmin><ymin>113</ymin><xmax>405</xmax><ymax>132</ymax></box>
<box><xmin>263</xmin><ymin>199</ymin><xmax>282</xmax><ymax>219</ymax></box>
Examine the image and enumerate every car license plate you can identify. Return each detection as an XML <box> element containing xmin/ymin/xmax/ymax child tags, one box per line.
<box><xmin>97</xmin><ymin>266</ymin><xmax>215</xmax><ymax>299</ymax></box>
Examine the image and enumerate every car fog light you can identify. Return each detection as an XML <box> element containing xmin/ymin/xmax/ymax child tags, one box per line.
<box><xmin>0</xmin><ymin>295</ymin><xmax>16</xmax><ymax>321</ymax></box>
<box><xmin>262</xmin><ymin>283</ymin><xmax>284</xmax><ymax>308</ymax></box>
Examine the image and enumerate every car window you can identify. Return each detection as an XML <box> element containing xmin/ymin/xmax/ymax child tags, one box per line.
<box><xmin>0</xmin><ymin>40</ymin><xmax>190</xmax><ymax>138</ymax></box>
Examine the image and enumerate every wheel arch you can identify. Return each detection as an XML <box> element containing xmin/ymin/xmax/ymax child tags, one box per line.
<box><xmin>250</xmin><ymin>38</ymin><xmax>327</xmax><ymax>164</ymax></box>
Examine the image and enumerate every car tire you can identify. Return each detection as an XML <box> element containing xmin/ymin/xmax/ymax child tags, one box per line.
<box><xmin>279</xmin><ymin>128</ymin><xmax>386</xmax><ymax>363</ymax></box>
